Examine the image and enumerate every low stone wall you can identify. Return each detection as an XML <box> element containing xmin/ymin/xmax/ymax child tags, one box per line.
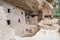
<box><xmin>14</xmin><ymin>25</ymin><xmax>40</xmax><ymax>37</ymax></box>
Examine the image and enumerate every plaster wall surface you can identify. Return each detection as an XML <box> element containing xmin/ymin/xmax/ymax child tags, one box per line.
<box><xmin>0</xmin><ymin>1</ymin><xmax>26</xmax><ymax>36</ymax></box>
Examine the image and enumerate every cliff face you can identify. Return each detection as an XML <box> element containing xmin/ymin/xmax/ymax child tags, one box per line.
<box><xmin>4</xmin><ymin>0</ymin><xmax>40</xmax><ymax>12</ymax></box>
<box><xmin>4</xmin><ymin>0</ymin><xmax>57</xmax><ymax>12</ymax></box>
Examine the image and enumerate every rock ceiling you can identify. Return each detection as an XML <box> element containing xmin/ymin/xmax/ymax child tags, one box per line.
<box><xmin>4</xmin><ymin>0</ymin><xmax>57</xmax><ymax>12</ymax></box>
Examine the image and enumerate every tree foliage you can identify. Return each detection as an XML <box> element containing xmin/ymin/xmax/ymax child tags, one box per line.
<box><xmin>54</xmin><ymin>0</ymin><xmax>60</xmax><ymax>18</ymax></box>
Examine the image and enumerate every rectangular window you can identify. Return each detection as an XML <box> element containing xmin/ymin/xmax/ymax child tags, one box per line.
<box><xmin>8</xmin><ymin>9</ymin><xmax>10</xmax><ymax>13</ymax></box>
<box><xmin>18</xmin><ymin>19</ymin><xmax>20</xmax><ymax>23</ymax></box>
<box><xmin>21</xmin><ymin>12</ymin><xmax>23</xmax><ymax>15</ymax></box>
<box><xmin>7</xmin><ymin>20</ymin><xmax>11</xmax><ymax>25</ymax></box>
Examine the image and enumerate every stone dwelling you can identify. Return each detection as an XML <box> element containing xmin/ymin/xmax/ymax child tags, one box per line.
<box><xmin>0</xmin><ymin>0</ymin><xmax>40</xmax><ymax>37</ymax></box>
<box><xmin>0</xmin><ymin>0</ymin><xmax>58</xmax><ymax>37</ymax></box>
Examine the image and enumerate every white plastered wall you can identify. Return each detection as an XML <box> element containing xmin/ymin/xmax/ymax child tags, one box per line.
<box><xmin>0</xmin><ymin>1</ymin><xmax>26</xmax><ymax>36</ymax></box>
<box><xmin>0</xmin><ymin>1</ymin><xmax>40</xmax><ymax>37</ymax></box>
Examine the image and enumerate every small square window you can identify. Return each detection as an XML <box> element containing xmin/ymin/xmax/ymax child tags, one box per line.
<box><xmin>8</xmin><ymin>9</ymin><xmax>10</xmax><ymax>13</ymax></box>
<box><xmin>28</xmin><ymin>17</ymin><xmax>29</xmax><ymax>19</ymax></box>
<box><xmin>18</xmin><ymin>19</ymin><xmax>20</xmax><ymax>23</ymax></box>
<box><xmin>7</xmin><ymin>20</ymin><xmax>11</xmax><ymax>25</ymax></box>
<box><xmin>21</xmin><ymin>12</ymin><xmax>23</xmax><ymax>15</ymax></box>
